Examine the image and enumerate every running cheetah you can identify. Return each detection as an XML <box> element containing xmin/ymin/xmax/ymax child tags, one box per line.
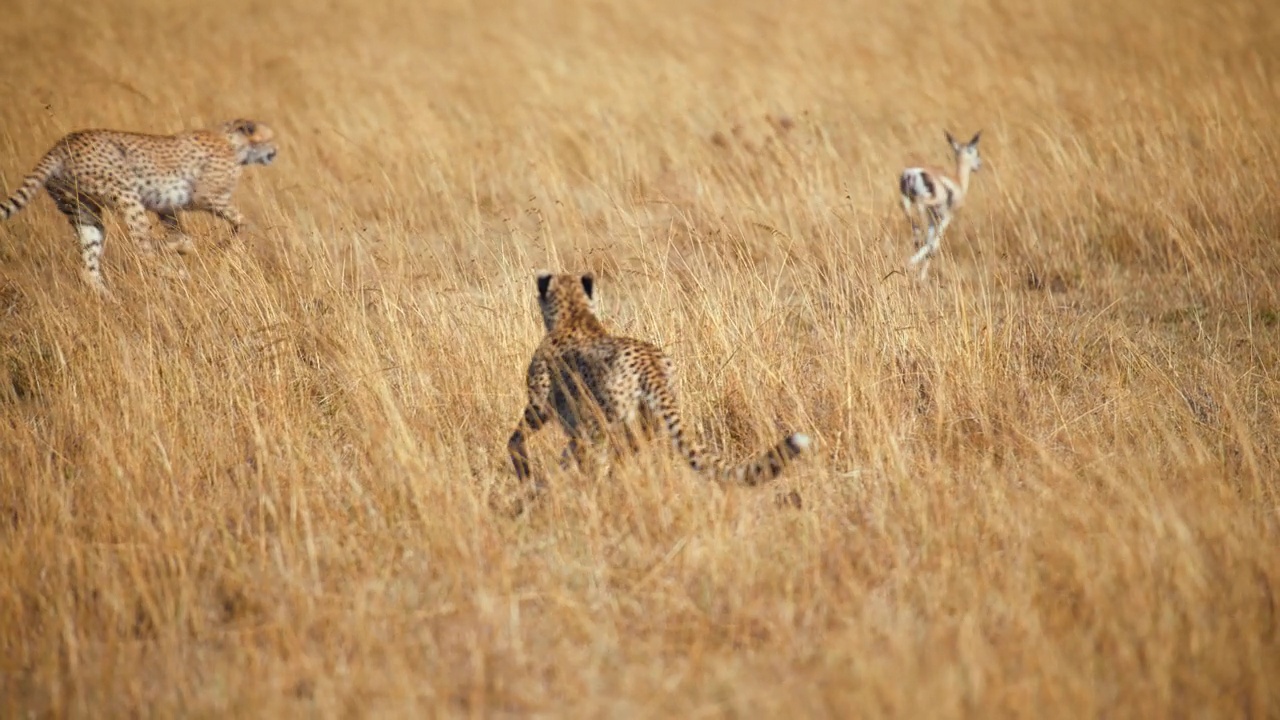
<box><xmin>507</xmin><ymin>272</ymin><xmax>812</xmax><ymax>491</ymax></box>
<box><xmin>0</xmin><ymin>119</ymin><xmax>278</xmax><ymax>294</ymax></box>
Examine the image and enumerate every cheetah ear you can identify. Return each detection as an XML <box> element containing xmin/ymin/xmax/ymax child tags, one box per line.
<box><xmin>234</xmin><ymin>119</ymin><xmax>256</xmax><ymax>135</ymax></box>
<box><xmin>580</xmin><ymin>273</ymin><xmax>595</xmax><ymax>299</ymax></box>
<box><xmin>536</xmin><ymin>272</ymin><xmax>553</xmax><ymax>299</ymax></box>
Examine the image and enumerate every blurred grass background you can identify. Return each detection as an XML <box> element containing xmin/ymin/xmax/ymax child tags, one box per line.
<box><xmin>1</xmin><ymin>0</ymin><xmax>1278</xmax><ymax>716</ymax></box>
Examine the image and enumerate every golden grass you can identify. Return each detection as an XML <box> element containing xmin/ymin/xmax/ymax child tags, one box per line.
<box><xmin>1</xmin><ymin>0</ymin><xmax>1278</xmax><ymax>715</ymax></box>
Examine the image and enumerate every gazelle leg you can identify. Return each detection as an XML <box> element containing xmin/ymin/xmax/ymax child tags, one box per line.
<box><xmin>930</xmin><ymin>213</ymin><xmax>952</xmax><ymax>257</ymax></box>
<box><xmin>908</xmin><ymin>219</ymin><xmax>934</xmax><ymax>267</ymax></box>
<box><xmin>901</xmin><ymin>196</ymin><xmax>922</xmax><ymax>249</ymax></box>
<box><xmin>918</xmin><ymin>210</ymin><xmax>954</xmax><ymax>281</ymax></box>
<box><xmin>916</xmin><ymin>222</ymin><xmax>937</xmax><ymax>280</ymax></box>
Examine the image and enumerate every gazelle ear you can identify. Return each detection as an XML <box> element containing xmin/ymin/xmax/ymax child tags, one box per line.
<box><xmin>580</xmin><ymin>273</ymin><xmax>595</xmax><ymax>299</ymax></box>
<box><xmin>945</xmin><ymin>130</ymin><xmax>958</xmax><ymax>148</ymax></box>
<box><xmin>536</xmin><ymin>272</ymin><xmax>553</xmax><ymax>299</ymax></box>
<box><xmin>969</xmin><ymin>130</ymin><xmax>982</xmax><ymax>146</ymax></box>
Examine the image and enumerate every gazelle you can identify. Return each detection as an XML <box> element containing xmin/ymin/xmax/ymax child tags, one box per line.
<box><xmin>899</xmin><ymin>130</ymin><xmax>982</xmax><ymax>280</ymax></box>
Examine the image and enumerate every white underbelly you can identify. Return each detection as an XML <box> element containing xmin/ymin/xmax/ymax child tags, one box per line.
<box><xmin>141</xmin><ymin>184</ymin><xmax>193</xmax><ymax>211</ymax></box>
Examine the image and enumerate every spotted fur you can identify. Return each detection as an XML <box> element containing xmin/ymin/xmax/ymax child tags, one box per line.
<box><xmin>899</xmin><ymin>130</ymin><xmax>982</xmax><ymax>280</ymax></box>
<box><xmin>1</xmin><ymin>119</ymin><xmax>278</xmax><ymax>294</ymax></box>
<box><xmin>507</xmin><ymin>272</ymin><xmax>812</xmax><ymax>494</ymax></box>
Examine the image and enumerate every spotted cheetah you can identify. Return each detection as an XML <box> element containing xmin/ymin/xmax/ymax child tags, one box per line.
<box><xmin>0</xmin><ymin>119</ymin><xmax>278</xmax><ymax>294</ymax></box>
<box><xmin>507</xmin><ymin>272</ymin><xmax>812</xmax><ymax>492</ymax></box>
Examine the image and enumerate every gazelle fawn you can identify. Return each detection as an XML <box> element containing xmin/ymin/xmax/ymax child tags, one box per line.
<box><xmin>899</xmin><ymin>130</ymin><xmax>982</xmax><ymax>280</ymax></box>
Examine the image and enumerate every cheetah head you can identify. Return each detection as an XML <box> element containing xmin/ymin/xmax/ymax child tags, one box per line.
<box><xmin>221</xmin><ymin>119</ymin><xmax>278</xmax><ymax>166</ymax></box>
<box><xmin>535</xmin><ymin>272</ymin><xmax>598</xmax><ymax>332</ymax></box>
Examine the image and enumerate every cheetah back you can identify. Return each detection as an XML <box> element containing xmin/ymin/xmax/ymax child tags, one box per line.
<box><xmin>52</xmin><ymin>130</ymin><xmax>238</xmax><ymax>213</ymax></box>
<box><xmin>542</xmin><ymin>334</ymin><xmax>668</xmax><ymax>439</ymax></box>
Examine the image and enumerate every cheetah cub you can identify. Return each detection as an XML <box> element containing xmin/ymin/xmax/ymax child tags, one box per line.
<box><xmin>0</xmin><ymin>119</ymin><xmax>278</xmax><ymax>294</ymax></box>
<box><xmin>507</xmin><ymin>272</ymin><xmax>812</xmax><ymax>490</ymax></box>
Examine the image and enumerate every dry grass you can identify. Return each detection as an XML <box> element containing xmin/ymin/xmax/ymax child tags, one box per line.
<box><xmin>1</xmin><ymin>0</ymin><xmax>1279</xmax><ymax>716</ymax></box>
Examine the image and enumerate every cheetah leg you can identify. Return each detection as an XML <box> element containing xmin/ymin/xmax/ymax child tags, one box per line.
<box><xmin>557</xmin><ymin>428</ymin><xmax>616</xmax><ymax>478</ymax></box>
<box><xmin>508</xmin><ymin>355</ymin><xmax>556</xmax><ymax>493</ymax></box>
<box><xmin>557</xmin><ymin>443</ymin><xmax>576</xmax><ymax>472</ymax></box>
<box><xmin>157</xmin><ymin>210</ymin><xmax>195</xmax><ymax>254</ymax></box>
<box><xmin>501</xmin><ymin>402</ymin><xmax>555</xmax><ymax>518</ymax></box>
<box><xmin>203</xmin><ymin>197</ymin><xmax>247</xmax><ymax>234</ymax></box>
<box><xmin>557</xmin><ymin>436</ymin><xmax>593</xmax><ymax>473</ymax></box>
<box><xmin>617</xmin><ymin>420</ymin><xmax>649</xmax><ymax>457</ymax></box>
<box><xmin>603</xmin><ymin>417</ymin><xmax>655</xmax><ymax>472</ymax></box>
<box><xmin>119</xmin><ymin>196</ymin><xmax>190</xmax><ymax>281</ymax></box>
<box><xmin>116</xmin><ymin>194</ymin><xmax>161</xmax><ymax>254</ymax></box>
<box><xmin>75</xmin><ymin>225</ymin><xmax>109</xmax><ymax>296</ymax></box>
<box><xmin>508</xmin><ymin>402</ymin><xmax>551</xmax><ymax>486</ymax></box>
<box><xmin>48</xmin><ymin>186</ymin><xmax>110</xmax><ymax>296</ymax></box>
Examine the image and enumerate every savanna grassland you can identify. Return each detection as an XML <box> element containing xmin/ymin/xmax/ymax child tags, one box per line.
<box><xmin>1</xmin><ymin>0</ymin><xmax>1279</xmax><ymax>716</ymax></box>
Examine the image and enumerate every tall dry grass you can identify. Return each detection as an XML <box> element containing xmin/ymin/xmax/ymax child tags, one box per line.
<box><xmin>1</xmin><ymin>0</ymin><xmax>1278</xmax><ymax>716</ymax></box>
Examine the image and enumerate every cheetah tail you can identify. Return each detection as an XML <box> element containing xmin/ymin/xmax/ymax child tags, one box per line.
<box><xmin>720</xmin><ymin>433</ymin><xmax>812</xmax><ymax>487</ymax></box>
<box><xmin>1</xmin><ymin>151</ymin><xmax>61</xmax><ymax>220</ymax></box>
<box><xmin>656</xmin><ymin>401</ymin><xmax>811</xmax><ymax>486</ymax></box>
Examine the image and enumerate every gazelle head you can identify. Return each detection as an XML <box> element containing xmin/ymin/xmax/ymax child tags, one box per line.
<box><xmin>946</xmin><ymin>130</ymin><xmax>982</xmax><ymax>173</ymax></box>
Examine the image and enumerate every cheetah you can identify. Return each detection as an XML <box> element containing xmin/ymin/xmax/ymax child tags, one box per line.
<box><xmin>507</xmin><ymin>272</ymin><xmax>812</xmax><ymax>493</ymax></box>
<box><xmin>0</xmin><ymin>119</ymin><xmax>278</xmax><ymax>294</ymax></box>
